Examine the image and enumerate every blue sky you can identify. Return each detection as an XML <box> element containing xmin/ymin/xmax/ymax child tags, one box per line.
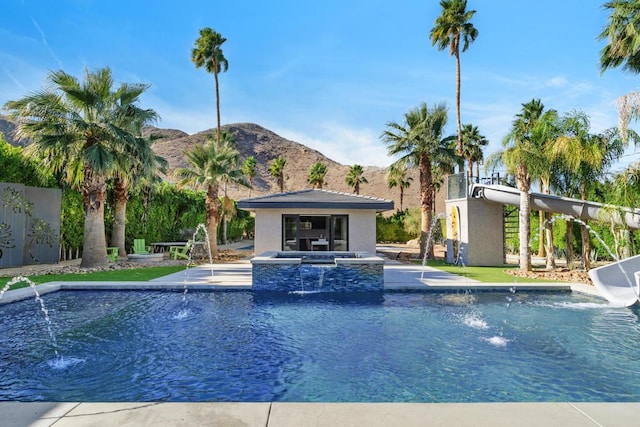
<box><xmin>1</xmin><ymin>0</ymin><xmax>639</xmax><ymax>172</ymax></box>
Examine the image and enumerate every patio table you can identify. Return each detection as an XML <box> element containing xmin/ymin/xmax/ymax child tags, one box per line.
<box><xmin>150</xmin><ymin>242</ymin><xmax>188</xmax><ymax>253</ymax></box>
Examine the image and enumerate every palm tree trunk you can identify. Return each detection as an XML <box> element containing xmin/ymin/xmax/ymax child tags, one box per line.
<box><xmin>581</xmin><ymin>222</ymin><xmax>591</xmax><ymax>270</ymax></box>
<box><xmin>419</xmin><ymin>155</ymin><xmax>434</xmax><ymax>260</ymax></box>
<box><xmin>537</xmin><ymin>184</ymin><xmax>545</xmax><ymax>258</ymax></box>
<box><xmin>579</xmin><ymin>188</ymin><xmax>591</xmax><ymax>270</ymax></box>
<box><xmin>214</xmin><ymin>70</ymin><xmax>221</xmax><ymax>146</ymax></box>
<box><xmin>455</xmin><ymin>51</ymin><xmax>463</xmax><ymax>157</ymax></box>
<box><xmin>537</xmin><ymin>212</ymin><xmax>546</xmax><ymax>258</ymax></box>
<box><xmin>544</xmin><ymin>212</ymin><xmax>556</xmax><ymax>269</ymax></box>
<box><xmin>206</xmin><ymin>184</ymin><xmax>220</xmax><ymax>257</ymax></box>
<box><xmin>519</xmin><ymin>191</ymin><xmax>531</xmax><ymax>272</ymax></box>
<box><xmin>80</xmin><ymin>172</ymin><xmax>108</xmax><ymax>268</ymax></box>
<box><xmin>516</xmin><ymin>166</ymin><xmax>531</xmax><ymax>272</ymax></box>
<box><xmin>399</xmin><ymin>187</ymin><xmax>404</xmax><ymax>212</ymax></box>
<box><xmin>467</xmin><ymin>157</ymin><xmax>473</xmax><ymax>184</ymax></box>
<box><xmin>565</xmin><ymin>218</ymin><xmax>574</xmax><ymax>270</ymax></box>
<box><xmin>110</xmin><ymin>178</ymin><xmax>128</xmax><ymax>257</ymax></box>
<box><xmin>221</xmin><ymin>216</ymin><xmax>227</xmax><ymax>245</ymax></box>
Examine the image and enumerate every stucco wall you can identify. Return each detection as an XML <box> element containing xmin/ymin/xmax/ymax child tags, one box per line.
<box><xmin>446</xmin><ymin>197</ymin><xmax>504</xmax><ymax>266</ymax></box>
<box><xmin>253</xmin><ymin>208</ymin><xmax>377</xmax><ymax>255</ymax></box>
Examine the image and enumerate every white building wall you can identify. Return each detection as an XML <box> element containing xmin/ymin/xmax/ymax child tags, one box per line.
<box><xmin>446</xmin><ymin>198</ymin><xmax>505</xmax><ymax>266</ymax></box>
<box><xmin>253</xmin><ymin>208</ymin><xmax>377</xmax><ymax>255</ymax></box>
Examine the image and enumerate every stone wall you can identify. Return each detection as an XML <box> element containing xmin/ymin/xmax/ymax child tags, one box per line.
<box><xmin>251</xmin><ymin>252</ymin><xmax>384</xmax><ymax>292</ymax></box>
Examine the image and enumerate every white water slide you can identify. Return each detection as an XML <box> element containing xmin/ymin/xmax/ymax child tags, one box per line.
<box><xmin>469</xmin><ymin>184</ymin><xmax>640</xmax><ymax>306</ymax></box>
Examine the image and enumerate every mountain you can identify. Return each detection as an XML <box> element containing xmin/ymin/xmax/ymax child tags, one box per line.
<box><xmin>0</xmin><ymin>116</ymin><xmax>26</xmax><ymax>146</ymax></box>
<box><xmin>146</xmin><ymin>122</ymin><xmax>423</xmax><ymax>208</ymax></box>
<box><xmin>1</xmin><ymin>116</ymin><xmax>425</xmax><ymax>211</ymax></box>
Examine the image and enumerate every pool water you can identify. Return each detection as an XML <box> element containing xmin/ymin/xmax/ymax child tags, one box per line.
<box><xmin>1</xmin><ymin>290</ymin><xmax>639</xmax><ymax>402</ymax></box>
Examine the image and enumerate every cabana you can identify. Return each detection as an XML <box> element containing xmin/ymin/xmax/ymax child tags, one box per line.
<box><xmin>237</xmin><ymin>189</ymin><xmax>394</xmax><ymax>255</ymax></box>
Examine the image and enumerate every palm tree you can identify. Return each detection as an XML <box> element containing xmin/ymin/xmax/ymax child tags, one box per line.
<box><xmin>308</xmin><ymin>162</ymin><xmax>328</xmax><ymax>189</ymax></box>
<box><xmin>527</xmin><ymin>109</ymin><xmax>562</xmax><ymax>269</ymax></box>
<box><xmin>599</xmin><ymin>1</ymin><xmax>640</xmax><ymax>144</ymax></box>
<box><xmin>599</xmin><ymin>0</ymin><xmax>640</xmax><ymax>74</ymax></box>
<box><xmin>345</xmin><ymin>164</ymin><xmax>368</xmax><ymax>194</ymax></box>
<box><xmin>461</xmin><ymin>124</ymin><xmax>488</xmax><ymax>183</ymax></box>
<box><xmin>108</xmin><ymin>87</ymin><xmax>165</xmax><ymax>257</ymax></box>
<box><xmin>174</xmin><ymin>135</ymin><xmax>248</xmax><ymax>257</ymax></box>
<box><xmin>552</xmin><ymin>111</ymin><xmax>627</xmax><ymax>269</ymax></box>
<box><xmin>241</xmin><ymin>156</ymin><xmax>257</xmax><ymax>196</ymax></box>
<box><xmin>501</xmin><ymin>99</ymin><xmax>547</xmax><ymax>272</ymax></box>
<box><xmin>610</xmin><ymin>163</ymin><xmax>640</xmax><ymax>258</ymax></box>
<box><xmin>430</xmin><ymin>0</ymin><xmax>478</xmax><ymax>156</ymax></box>
<box><xmin>386</xmin><ymin>164</ymin><xmax>413</xmax><ymax>212</ymax></box>
<box><xmin>381</xmin><ymin>102</ymin><xmax>456</xmax><ymax>258</ymax></box>
<box><xmin>5</xmin><ymin>67</ymin><xmax>155</xmax><ymax>268</ymax></box>
<box><xmin>268</xmin><ymin>156</ymin><xmax>286</xmax><ymax>192</ymax></box>
<box><xmin>218</xmin><ymin>131</ymin><xmax>243</xmax><ymax>245</ymax></box>
<box><xmin>110</xmin><ymin>135</ymin><xmax>167</xmax><ymax>257</ymax></box>
<box><xmin>192</xmin><ymin>27</ymin><xmax>228</xmax><ymax>145</ymax></box>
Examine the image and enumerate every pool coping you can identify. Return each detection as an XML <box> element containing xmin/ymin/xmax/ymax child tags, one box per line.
<box><xmin>0</xmin><ymin>262</ymin><xmax>602</xmax><ymax>305</ymax></box>
<box><xmin>3</xmin><ymin>401</ymin><xmax>640</xmax><ymax>426</ymax></box>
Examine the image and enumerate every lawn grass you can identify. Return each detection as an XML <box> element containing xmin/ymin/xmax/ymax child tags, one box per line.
<box><xmin>419</xmin><ymin>259</ymin><xmax>557</xmax><ymax>283</ymax></box>
<box><xmin>1</xmin><ymin>265</ymin><xmax>187</xmax><ymax>289</ymax></box>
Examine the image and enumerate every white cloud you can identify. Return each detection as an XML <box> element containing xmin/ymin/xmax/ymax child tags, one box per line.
<box><xmin>546</xmin><ymin>76</ymin><xmax>568</xmax><ymax>87</ymax></box>
<box><xmin>146</xmin><ymin>96</ymin><xmax>215</xmax><ymax>134</ymax></box>
<box><xmin>271</xmin><ymin>123</ymin><xmax>391</xmax><ymax>167</ymax></box>
<box><xmin>30</xmin><ymin>17</ymin><xmax>63</xmax><ymax>69</ymax></box>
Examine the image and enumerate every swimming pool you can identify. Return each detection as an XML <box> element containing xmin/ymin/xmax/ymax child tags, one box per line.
<box><xmin>1</xmin><ymin>290</ymin><xmax>639</xmax><ymax>402</ymax></box>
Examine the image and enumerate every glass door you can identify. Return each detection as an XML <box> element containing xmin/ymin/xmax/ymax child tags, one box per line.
<box><xmin>331</xmin><ymin>215</ymin><xmax>348</xmax><ymax>251</ymax></box>
<box><xmin>283</xmin><ymin>216</ymin><xmax>299</xmax><ymax>251</ymax></box>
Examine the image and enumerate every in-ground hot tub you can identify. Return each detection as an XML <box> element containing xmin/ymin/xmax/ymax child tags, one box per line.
<box><xmin>250</xmin><ymin>251</ymin><xmax>385</xmax><ymax>292</ymax></box>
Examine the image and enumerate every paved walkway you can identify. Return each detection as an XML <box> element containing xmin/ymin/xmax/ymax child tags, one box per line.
<box><xmin>1</xmin><ymin>247</ymin><xmax>624</xmax><ymax>426</ymax></box>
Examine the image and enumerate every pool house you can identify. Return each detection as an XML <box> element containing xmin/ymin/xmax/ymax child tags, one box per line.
<box><xmin>237</xmin><ymin>189</ymin><xmax>394</xmax><ymax>255</ymax></box>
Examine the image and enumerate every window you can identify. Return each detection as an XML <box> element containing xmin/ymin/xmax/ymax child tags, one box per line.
<box><xmin>282</xmin><ymin>215</ymin><xmax>348</xmax><ymax>251</ymax></box>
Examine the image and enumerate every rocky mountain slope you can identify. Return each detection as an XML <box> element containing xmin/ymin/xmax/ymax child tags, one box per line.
<box><xmin>1</xmin><ymin>116</ymin><xmax>424</xmax><ymax>211</ymax></box>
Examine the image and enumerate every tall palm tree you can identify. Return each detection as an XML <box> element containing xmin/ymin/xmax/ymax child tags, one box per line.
<box><xmin>430</xmin><ymin>0</ymin><xmax>478</xmax><ymax>156</ymax></box>
<box><xmin>386</xmin><ymin>164</ymin><xmax>413</xmax><ymax>212</ymax></box>
<box><xmin>345</xmin><ymin>164</ymin><xmax>368</xmax><ymax>194</ymax></box>
<box><xmin>512</xmin><ymin>99</ymin><xmax>547</xmax><ymax>262</ymax></box>
<box><xmin>192</xmin><ymin>27</ymin><xmax>228</xmax><ymax>145</ymax></box>
<box><xmin>110</xmin><ymin>135</ymin><xmax>167</xmax><ymax>257</ymax></box>
<box><xmin>5</xmin><ymin>67</ymin><xmax>155</xmax><ymax>268</ymax></box>
<box><xmin>308</xmin><ymin>162</ymin><xmax>328</xmax><ymax>189</ymax></box>
<box><xmin>527</xmin><ymin>109</ymin><xmax>562</xmax><ymax>269</ymax></box>
<box><xmin>218</xmin><ymin>131</ymin><xmax>243</xmax><ymax>245</ymax></box>
<box><xmin>174</xmin><ymin>135</ymin><xmax>248</xmax><ymax>257</ymax></box>
<box><xmin>268</xmin><ymin>156</ymin><xmax>286</xmax><ymax>192</ymax></box>
<box><xmin>552</xmin><ymin>111</ymin><xmax>627</xmax><ymax>269</ymax></box>
<box><xmin>381</xmin><ymin>102</ymin><xmax>456</xmax><ymax>258</ymax></box>
<box><xmin>461</xmin><ymin>123</ymin><xmax>488</xmax><ymax>183</ymax></box>
<box><xmin>501</xmin><ymin>99</ymin><xmax>548</xmax><ymax>272</ymax></box>
<box><xmin>241</xmin><ymin>156</ymin><xmax>257</xmax><ymax>196</ymax></box>
<box><xmin>108</xmin><ymin>86</ymin><xmax>165</xmax><ymax>257</ymax></box>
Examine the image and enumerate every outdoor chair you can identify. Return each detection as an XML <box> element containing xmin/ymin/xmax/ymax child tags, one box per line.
<box><xmin>170</xmin><ymin>240</ymin><xmax>192</xmax><ymax>260</ymax></box>
<box><xmin>107</xmin><ymin>247</ymin><xmax>118</xmax><ymax>263</ymax></box>
<box><xmin>133</xmin><ymin>239</ymin><xmax>151</xmax><ymax>255</ymax></box>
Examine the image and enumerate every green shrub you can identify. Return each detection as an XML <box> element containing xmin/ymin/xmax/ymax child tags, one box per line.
<box><xmin>376</xmin><ymin>211</ymin><xmax>419</xmax><ymax>243</ymax></box>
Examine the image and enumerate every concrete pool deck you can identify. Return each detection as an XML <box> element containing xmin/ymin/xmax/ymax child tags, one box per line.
<box><xmin>1</xmin><ymin>253</ymin><xmax>633</xmax><ymax>426</ymax></box>
<box><xmin>4</xmin><ymin>401</ymin><xmax>640</xmax><ymax>426</ymax></box>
